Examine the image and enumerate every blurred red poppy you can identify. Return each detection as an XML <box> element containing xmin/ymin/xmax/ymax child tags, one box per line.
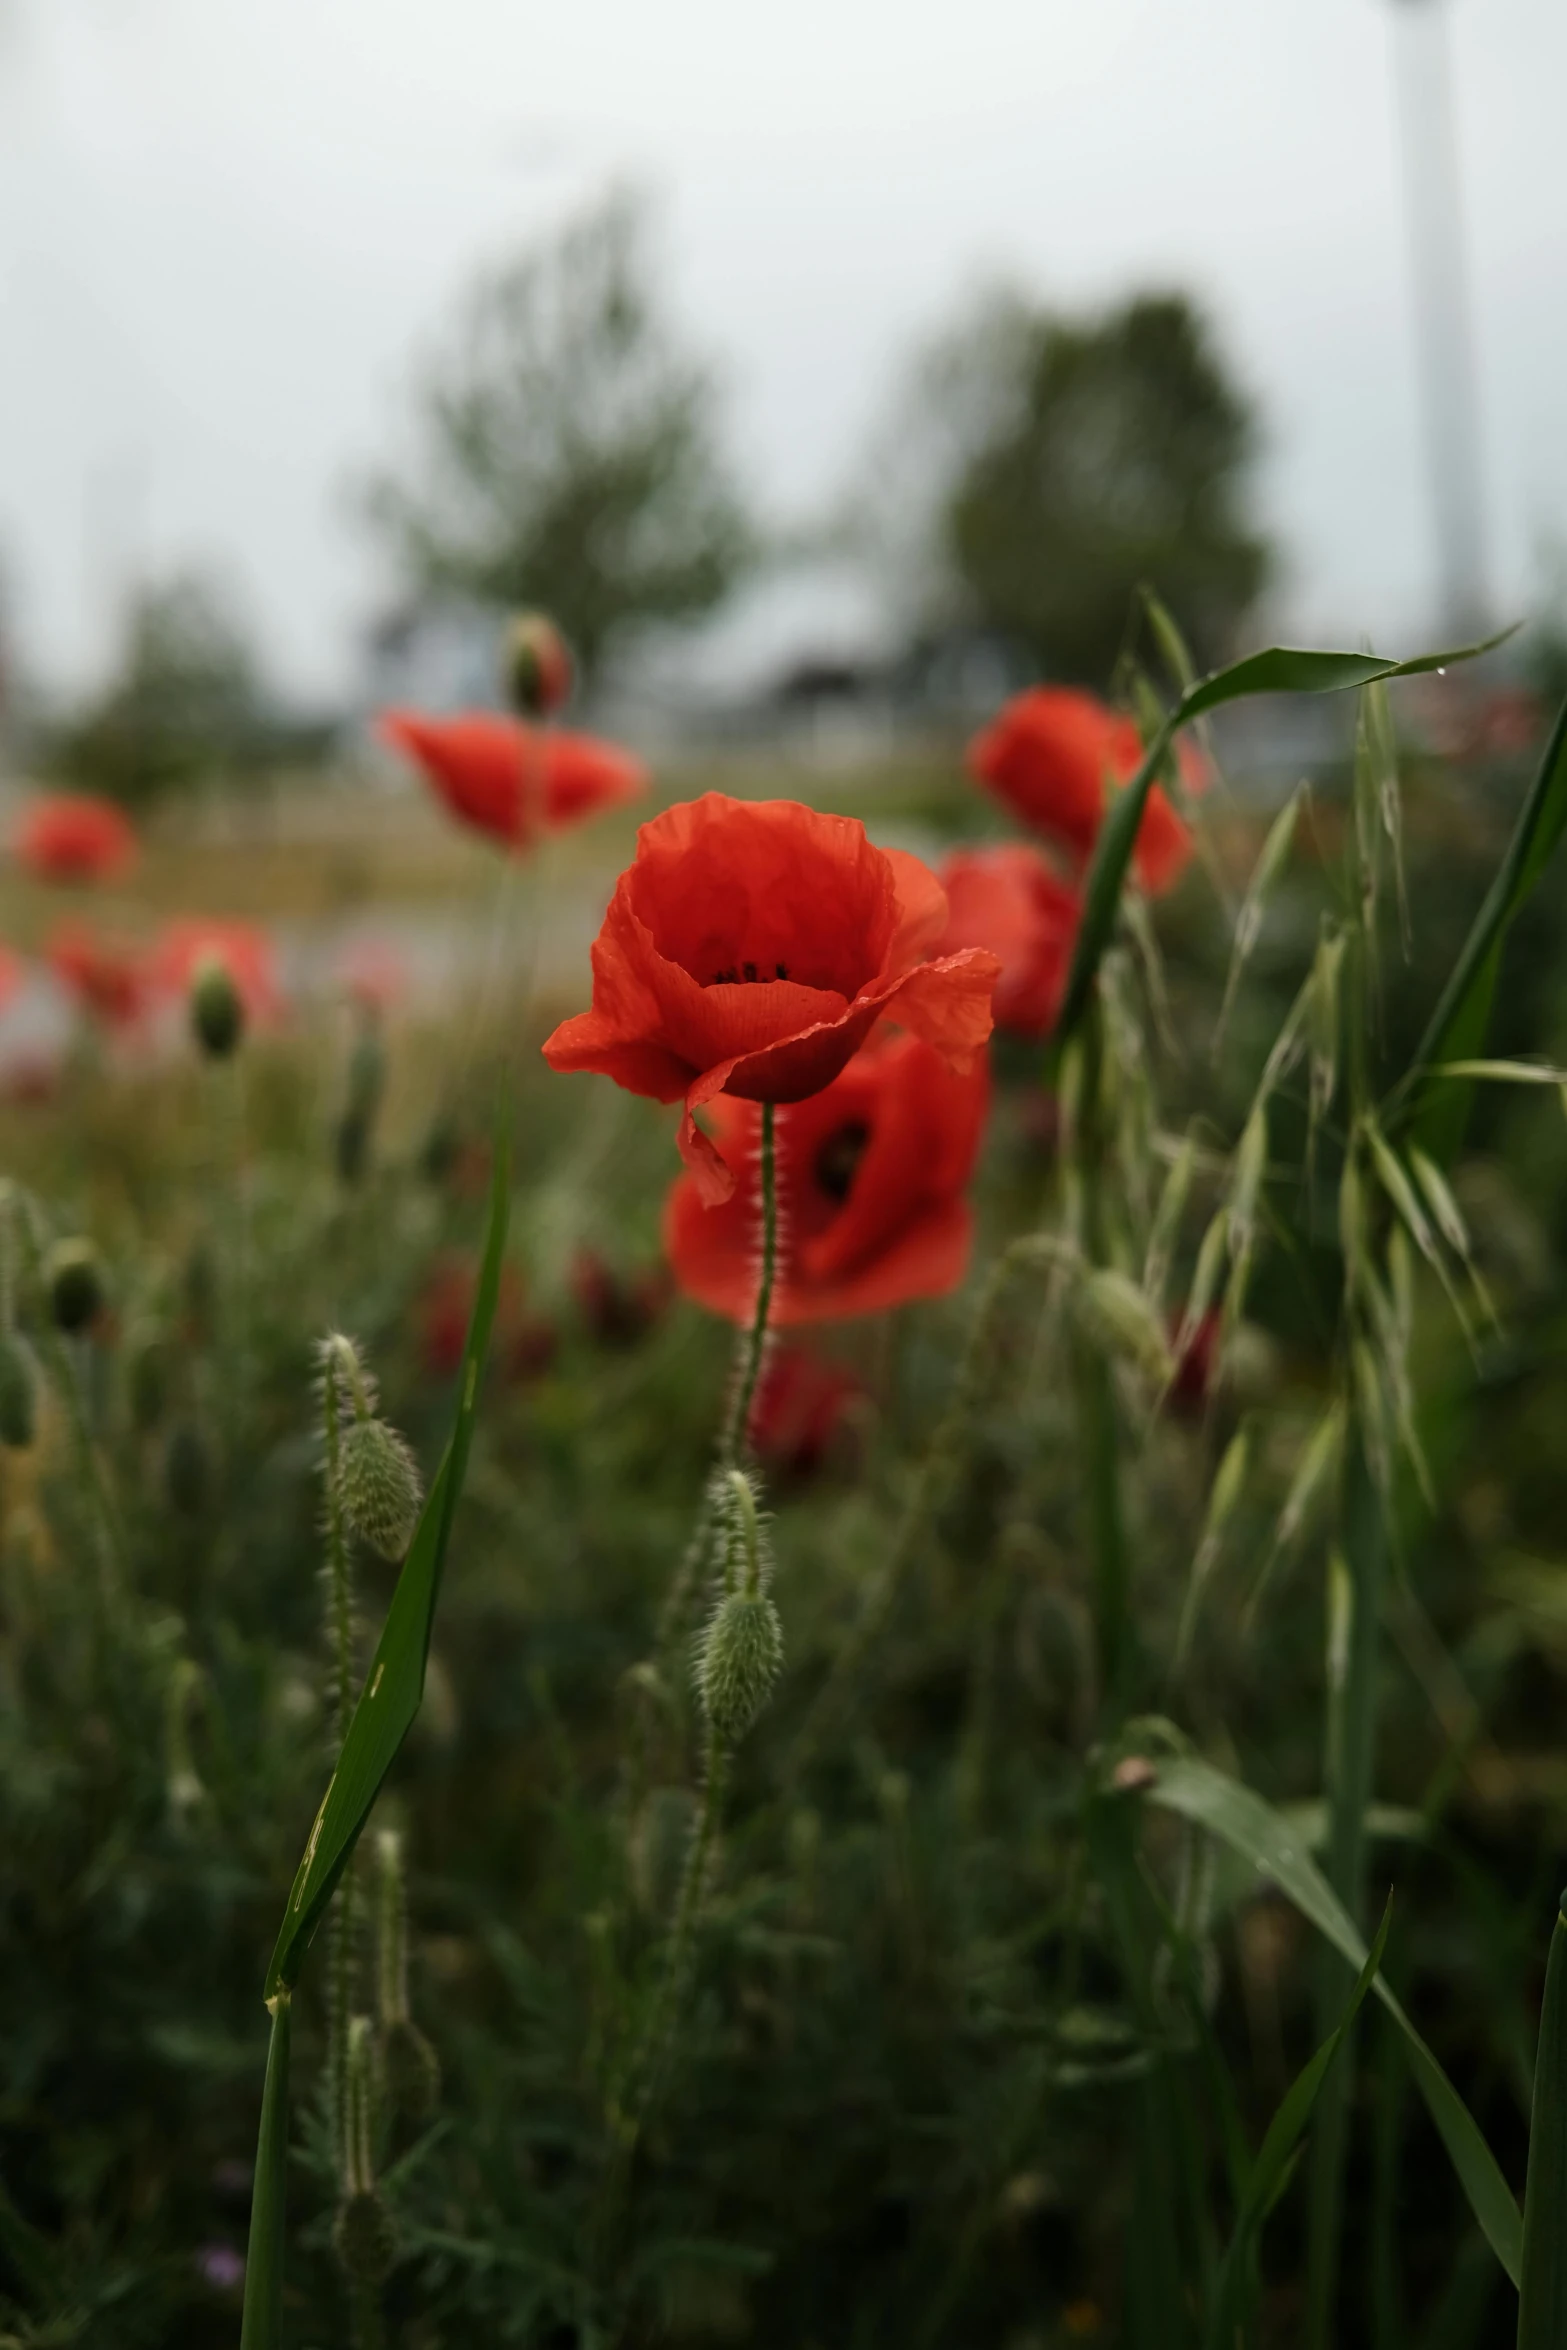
<box><xmin>378</xmin><ymin>711</ymin><xmax>646</xmax><ymax>850</ymax></box>
<box><xmin>664</xmin><ymin>1025</ymin><xmax>991</xmax><ymax>1325</ymax></box>
<box><xmin>569</xmin><ymin>1248</ymin><xmax>673</xmax><ymax>1348</ymax></box>
<box><xmin>150</xmin><ymin>920</ymin><xmax>282</xmax><ymax>1027</ymax></box>
<box><xmin>1168</xmin><ymin>1309</ymin><xmax>1220</xmax><ymax>1414</ymax></box>
<box><xmin>0</xmin><ymin>945</ymin><xmax>24</xmax><ymax>1015</ymax></box>
<box><xmin>417</xmin><ymin>1251</ymin><xmax>555</xmax><ymax>1382</ymax></box>
<box><xmin>967</xmin><ymin>688</ymin><xmax>1201</xmax><ymax>895</ymax></box>
<box><xmin>544</xmin><ymin>795</ymin><xmax>998</xmax><ymax>1205</ymax></box>
<box><xmin>47</xmin><ymin>920</ymin><xmax>148</xmax><ymax>1029</ymax></box>
<box><xmin>937</xmin><ymin>844</ymin><xmax>1081</xmax><ymax>1039</ymax></box>
<box><xmin>14</xmin><ymin>794</ymin><xmax>137</xmax><ymax>884</ymax></box>
<box><xmin>750</xmin><ymin>1343</ymin><xmax>865</xmax><ymax>1478</ymax></box>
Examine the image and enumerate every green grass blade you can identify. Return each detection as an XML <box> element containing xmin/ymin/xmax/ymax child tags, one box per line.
<box><xmin>1205</xmin><ymin>1900</ymin><xmax>1392</xmax><ymax>2350</ymax></box>
<box><xmin>238</xmin><ymin>1991</ymin><xmax>293</xmax><ymax>2350</ymax></box>
<box><xmin>1390</xmin><ymin>692</ymin><xmax>1567</xmax><ymax>1164</ymax></box>
<box><xmin>264</xmin><ymin>1122</ymin><xmax>512</xmax><ymax>1998</ymax></box>
<box><xmin>1053</xmin><ymin>629</ymin><xmax>1512</xmax><ymax>1052</ymax></box>
<box><xmin>1517</xmin><ymin>1894</ymin><xmax>1567</xmax><ymax>2348</ymax></box>
<box><xmin>1149</xmin><ymin>1753</ymin><xmax>1523</xmax><ymax>2287</ymax></box>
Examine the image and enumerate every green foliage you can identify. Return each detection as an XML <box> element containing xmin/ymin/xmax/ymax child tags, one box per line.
<box><xmin>41</xmin><ymin>573</ymin><xmax>303</xmax><ymax>810</ymax></box>
<box><xmin>925</xmin><ymin>289</ymin><xmax>1269</xmax><ymax>683</ymax></box>
<box><xmin>363</xmin><ymin>188</ymin><xmax>751</xmax><ymax>678</ymax></box>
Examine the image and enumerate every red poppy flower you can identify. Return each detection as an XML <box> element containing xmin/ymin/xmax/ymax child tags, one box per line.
<box><xmin>664</xmin><ymin>1026</ymin><xmax>991</xmax><ymax>1325</ymax></box>
<box><xmin>544</xmin><ymin>795</ymin><xmax>999</xmax><ymax>1204</ymax></box>
<box><xmin>149</xmin><ymin>919</ymin><xmax>282</xmax><ymax>1027</ymax></box>
<box><xmin>967</xmin><ymin>689</ymin><xmax>1201</xmax><ymax>895</ymax></box>
<box><xmin>937</xmin><ymin>844</ymin><xmax>1081</xmax><ymax>1039</ymax></box>
<box><xmin>750</xmin><ymin>1344</ymin><xmax>865</xmax><ymax>1477</ymax></box>
<box><xmin>14</xmin><ymin>794</ymin><xmax>137</xmax><ymax>884</ymax></box>
<box><xmin>47</xmin><ymin>920</ymin><xmax>148</xmax><ymax>1028</ymax></box>
<box><xmin>378</xmin><ymin>710</ymin><xmax>646</xmax><ymax>849</ymax></box>
<box><xmin>0</xmin><ymin>945</ymin><xmax>24</xmax><ymax>1015</ymax></box>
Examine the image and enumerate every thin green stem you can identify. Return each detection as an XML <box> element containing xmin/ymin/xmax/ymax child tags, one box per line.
<box><xmin>1304</xmin><ymin>1433</ymin><xmax>1385</xmax><ymax>2350</ymax></box>
<box><xmin>322</xmin><ymin>1366</ymin><xmax>357</xmax><ymax>2187</ymax></box>
<box><xmin>721</xmin><ymin>1102</ymin><xmax>778</xmax><ymax>1467</ymax></box>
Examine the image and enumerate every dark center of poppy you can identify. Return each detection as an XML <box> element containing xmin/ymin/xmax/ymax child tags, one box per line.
<box><xmin>814</xmin><ymin>1119</ymin><xmax>871</xmax><ymax>1204</ymax></box>
<box><xmin>708</xmin><ymin>961</ymin><xmax>791</xmax><ymax>986</ymax></box>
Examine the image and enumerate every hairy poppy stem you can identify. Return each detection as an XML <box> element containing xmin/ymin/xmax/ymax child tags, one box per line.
<box><xmin>721</xmin><ymin>1101</ymin><xmax>778</xmax><ymax>1467</ymax></box>
<box><xmin>320</xmin><ymin>1362</ymin><xmax>357</xmax><ymax>2188</ymax></box>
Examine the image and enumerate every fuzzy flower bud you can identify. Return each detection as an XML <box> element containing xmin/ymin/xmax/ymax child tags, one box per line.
<box><xmin>190</xmin><ymin>954</ymin><xmax>245</xmax><ymax>1058</ymax></box>
<box><xmin>503</xmin><ymin>611</ymin><xmax>573</xmax><ymax>718</ymax></box>
<box><xmin>338</xmin><ymin>1415</ymin><xmax>423</xmax><ymax>1560</ymax></box>
<box><xmin>0</xmin><ymin>1331</ymin><xmax>38</xmax><ymax>1449</ymax></box>
<box><xmin>47</xmin><ymin>1238</ymin><xmax>105</xmax><ymax>1334</ymax></box>
<box><xmin>697</xmin><ymin>1588</ymin><xmax>783</xmax><ymax>1747</ymax></box>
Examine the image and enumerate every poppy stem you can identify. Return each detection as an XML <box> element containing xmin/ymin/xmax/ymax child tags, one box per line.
<box><xmin>320</xmin><ymin>1361</ymin><xmax>357</xmax><ymax>2190</ymax></box>
<box><xmin>720</xmin><ymin>1100</ymin><xmax>778</xmax><ymax>1466</ymax></box>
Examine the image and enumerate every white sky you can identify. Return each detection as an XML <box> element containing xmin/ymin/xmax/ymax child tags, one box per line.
<box><xmin>1</xmin><ymin>0</ymin><xmax>1564</xmax><ymax>701</ymax></box>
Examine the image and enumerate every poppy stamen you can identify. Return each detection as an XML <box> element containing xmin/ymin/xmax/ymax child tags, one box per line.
<box><xmin>814</xmin><ymin>1119</ymin><xmax>871</xmax><ymax>1205</ymax></box>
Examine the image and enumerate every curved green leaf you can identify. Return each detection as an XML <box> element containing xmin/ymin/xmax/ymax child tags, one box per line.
<box><xmin>1205</xmin><ymin>1901</ymin><xmax>1392</xmax><ymax>2350</ymax></box>
<box><xmin>1148</xmin><ymin>1752</ymin><xmax>1523</xmax><ymax>2287</ymax></box>
<box><xmin>264</xmin><ymin>1120</ymin><xmax>512</xmax><ymax>1998</ymax></box>
<box><xmin>1391</xmin><ymin>692</ymin><xmax>1567</xmax><ymax>1164</ymax></box>
<box><xmin>1518</xmin><ymin>1895</ymin><xmax>1567</xmax><ymax>2348</ymax></box>
<box><xmin>1054</xmin><ymin>628</ymin><xmax>1514</xmax><ymax>1052</ymax></box>
<box><xmin>238</xmin><ymin>1992</ymin><xmax>292</xmax><ymax>2350</ymax></box>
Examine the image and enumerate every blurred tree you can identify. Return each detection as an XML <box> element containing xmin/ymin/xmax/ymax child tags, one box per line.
<box><xmin>363</xmin><ymin>190</ymin><xmax>750</xmax><ymax>682</ymax></box>
<box><xmin>871</xmin><ymin>289</ymin><xmax>1270</xmax><ymax>689</ymax></box>
<box><xmin>45</xmin><ymin>573</ymin><xmax>298</xmax><ymax>808</ymax></box>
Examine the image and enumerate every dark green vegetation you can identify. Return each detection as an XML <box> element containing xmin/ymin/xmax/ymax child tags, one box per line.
<box><xmin>5</xmin><ymin>679</ymin><xmax>1567</xmax><ymax>2348</ymax></box>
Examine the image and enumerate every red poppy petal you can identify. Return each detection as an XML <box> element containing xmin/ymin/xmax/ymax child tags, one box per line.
<box><xmin>881</xmin><ymin>846</ymin><xmax>951</xmax><ymax>973</ymax></box>
<box><xmin>679</xmin><ymin>1099</ymin><xmax>739</xmax><ymax>1205</ymax></box>
<box><xmin>1131</xmin><ymin>786</ymin><xmax>1193</xmax><ymax>894</ymax></box>
<box><xmin>881</xmin><ymin>948</ymin><xmax>999</xmax><ymax>1070</ymax></box>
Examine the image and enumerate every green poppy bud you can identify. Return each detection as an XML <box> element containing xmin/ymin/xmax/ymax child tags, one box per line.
<box><xmin>190</xmin><ymin>954</ymin><xmax>245</xmax><ymax>1058</ymax></box>
<box><xmin>503</xmin><ymin>610</ymin><xmax>572</xmax><ymax>718</ymax></box>
<box><xmin>47</xmin><ymin>1238</ymin><xmax>105</xmax><ymax>1335</ymax></box>
<box><xmin>333</xmin><ymin>2188</ymin><xmax>395</xmax><ymax>2287</ymax></box>
<box><xmin>0</xmin><ymin>1332</ymin><xmax>38</xmax><ymax>1449</ymax></box>
<box><xmin>338</xmin><ymin>1416</ymin><xmax>422</xmax><ymax>1560</ymax></box>
<box><xmin>696</xmin><ymin>1588</ymin><xmax>783</xmax><ymax>1747</ymax></box>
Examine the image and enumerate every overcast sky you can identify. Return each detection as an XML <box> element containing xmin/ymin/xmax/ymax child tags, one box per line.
<box><xmin>1</xmin><ymin>0</ymin><xmax>1564</xmax><ymax>702</ymax></box>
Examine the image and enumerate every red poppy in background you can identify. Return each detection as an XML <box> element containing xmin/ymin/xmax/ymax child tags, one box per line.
<box><xmin>14</xmin><ymin>794</ymin><xmax>137</xmax><ymax>885</ymax></box>
<box><xmin>150</xmin><ymin>919</ymin><xmax>282</xmax><ymax>1027</ymax></box>
<box><xmin>544</xmin><ymin>795</ymin><xmax>999</xmax><ymax>1204</ymax></box>
<box><xmin>0</xmin><ymin>945</ymin><xmax>24</xmax><ymax>1015</ymax></box>
<box><xmin>47</xmin><ymin>920</ymin><xmax>148</xmax><ymax>1029</ymax></box>
<box><xmin>664</xmin><ymin>1026</ymin><xmax>991</xmax><ymax>1325</ymax></box>
<box><xmin>750</xmin><ymin>1344</ymin><xmax>865</xmax><ymax>1478</ymax></box>
<box><xmin>967</xmin><ymin>688</ymin><xmax>1201</xmax><ymax>896</ymax></box>
<box><xmin>938</xmin><ymin>844</ymin><xmax>1081</xmax><ymax>1040</ymax></box>
<box><xmin>378</xmin><ymin>711</ymin><xmax>646</xmax><ymax>849</ymax></box>
<box><xmin>417</xmin><ymin>1251</ymin><xmax>556</xmax><ymax>1383</ymax></box>
<box><xmin>569</xmin><ymin>1248</ymin><xmax>673</xmax><ymax>1348</ymax></box>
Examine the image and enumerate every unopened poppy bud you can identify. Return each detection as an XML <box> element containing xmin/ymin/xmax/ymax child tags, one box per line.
<box><xmin>47</xmin><ymin>1238</ymin><xmax>105</xmax><ymax>1334</ymax></box>
<box><xmin>503</xmin><ymin>611</ymin><xmax>572</xmax><ymax>718</ymax></box>
<box><xmin>697</xmin><ymin>1588</ymin><xmax>783</xmax><ymax>1747</ymax></box>
<box><xmin>0</xmin><ymin>1332</ymin><xmax>38</xmax><ymax>1449</ymax></box>
<box><xmin>382</xmin><ymin>2016</ymin><xmax>440</xmax><ymax>2123</ymax></box>
<box><xmin>338</xmin><ymin>1416</ymin><xmax>423</xmax><ymax>1560</ymax></box>
<box><xmin>333</xmin><ymin>2188</ymin><xmax>395</xmax><ymax>2287</ymax></box>
<box><xmin>190</xmin><ymin>954</ymin><xmax>245</xmax><ymax>1058</ymax></box>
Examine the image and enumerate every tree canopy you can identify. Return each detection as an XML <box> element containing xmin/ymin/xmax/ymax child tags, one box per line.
<box><xmin>364</xmin><ymin>191</ymin><xmax>750</xmax><ymax>682</ymax></box>
<box><xmin>875</xmin><ymin>289</ymin><xmax>1271</xmax><ymax>689</ymax></box>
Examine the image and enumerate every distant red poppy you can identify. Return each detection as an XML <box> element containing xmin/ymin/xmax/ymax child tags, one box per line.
<box><xmin>1168</xmin><ymin>1309</ymin><xmax>1220</xmax><ymax>1414</ymax></box>
<box><xmin>417</xmin><ymin>1251</ymin><xmax>555</xmax><ymax>1383</ymax></box>
<box><xmin>0</xmin><ymin>945</ymin><xmax>24</xmax><ymax>1015</ymax></box>
<box><xmin>569</xmin><ymin>1248</ymin><xmax>673</xmax><ymax>1348</ymax></box>
<box><xmin>149</xmin><ymin>919</ymin><xmax>282</xmax><ymax>1027</ymax></box>
<box><xmin>14</xmin><ymin>794</ymin><xmax>137</xmax><ymax>885</ymax></box>
<box><xmin>750</xmin><ymin>1344</ymin><xmax>865</xmax><ymax>1477</ymax></box>
<box><xmin>544</xmin><ymin>795</ymin><xmax>999</xmax><ymax>1205</ymax></box>
<box><xmin>378</xmin><ymin>710</ymin><xmax>646</xmax><ymax>850</ymax></box>
<box><xmin>664</xmin><ymin>1026</ymin><xmax>991</xmax><ymax>1325</ymax></box>
<box><xmin>967</xmin><ymin>689</ymin><xmax>1201</xmax><ymax>895</ymax></box>
<box><xmin>937</xmin><ymin>844</ymin><xmax>1081</xmax><ymax>1039</ymax></box>
<box><xmin>47</xmin><ymin>920</ymin><xmax>147</xmax><ymax>1029</ymax></box>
